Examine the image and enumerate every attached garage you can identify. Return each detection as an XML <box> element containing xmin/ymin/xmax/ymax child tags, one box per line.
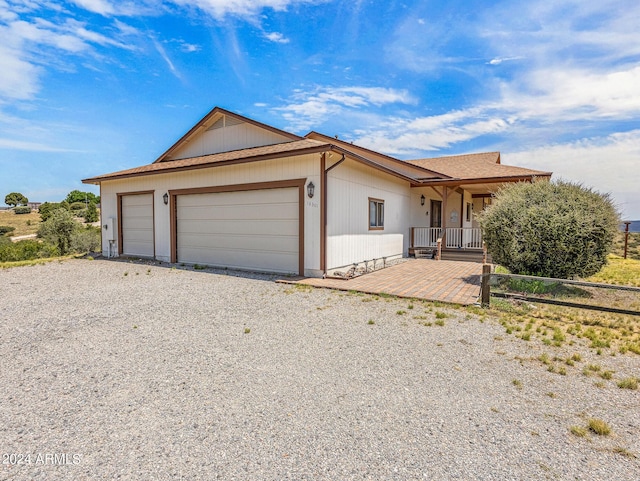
<box><xmin>170</xmin><ymin>180</ymin><xmax>305</xmax><ymax>275</ymax></box>
<box><xmin>118</xmin><ymin>192</ymin><xmax>154</xmax><ymax>257</ymax></box>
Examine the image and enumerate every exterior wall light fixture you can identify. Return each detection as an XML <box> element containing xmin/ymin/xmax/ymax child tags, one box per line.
<box><xmin>307</xmin><ymin>182</ymin><xmax>315</xmax><ymax>198</ymax></box>
<box><xmin>163</xmin><ymin>192</ymin><xmax>169</xmax><ymax>205</ymax></box>
<box><xmin>420</xmin><ymin>194</ymin><xmax>425</xmax><ymax>206</ymax></box>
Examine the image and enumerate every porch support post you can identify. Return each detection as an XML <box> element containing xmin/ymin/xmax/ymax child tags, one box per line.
<box><xmin>441</xmin><ymin>186</ymin><xmax>448</xmax><ymax>247</ymax></box>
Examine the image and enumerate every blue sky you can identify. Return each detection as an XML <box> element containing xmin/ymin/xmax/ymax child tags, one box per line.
<box><xmin>1</xmin><ymin>0</ymin><xmax>639</xmax><ymax>218</ymax></box>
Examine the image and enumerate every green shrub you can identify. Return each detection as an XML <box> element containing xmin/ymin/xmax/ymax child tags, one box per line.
<box><xmin>39</xmin><ymin>202</ymin><xmax>69</xmax><ymax>221</ymax></box>
<box><xmin>14</xmin><ymin>206</ymin><xmax>32</xmax><ymax>214</ymax></box>
<box><xmin>0</xmin><ymin>225</ymin><xmax>16</xmax><ymax>235</ymax></box>
<box><xmin>478</xmin><ymin>180</ymin><xmax>619</xmax><ymax>278</ymax></box>
<box><xmin>38</xmin><ymin>208</ymin><xmax>76</xmax><ymax>255</ymax></box>
<box><xmin>0</xmin><ymin>239</ymin><xmax>59</xmax><ymax>262</ymax></box>
<box><xmin>70</xmin><ymin>202</ymin><xmax>86</xmax><ymax>211</ymax></box>
<box><xmin>70</xmin><ymin>225</ymin><xmax>101</xmax><ymax>253</ymax></box>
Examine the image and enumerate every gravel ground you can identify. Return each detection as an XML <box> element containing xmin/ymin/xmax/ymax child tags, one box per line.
<box><xmin>1</xmin><ymin>259</ymin><xmax>638</xmax><ymax>480</ymax></box>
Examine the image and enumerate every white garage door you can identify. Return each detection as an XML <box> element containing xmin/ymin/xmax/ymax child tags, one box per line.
<box><xmin>176</xmin><ymin>188</ymin><xmax>299</xmax><ymax>274</ymax></box>
<box><xmin>121</xmin><ymin>193</ymin><xmax>154</xmax><ymax>257</ymax></box>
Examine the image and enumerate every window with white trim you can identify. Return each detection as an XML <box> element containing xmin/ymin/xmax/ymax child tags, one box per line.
<box><xmin>369</xmin><ymin>198</ymin><xmax>384</xmax><ymax>230</ymax></box>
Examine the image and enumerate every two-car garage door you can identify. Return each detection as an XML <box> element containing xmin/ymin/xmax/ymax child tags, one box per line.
<box><xmin>175</xmin><ymin>187</ymin><xmax>301</xmax><ymax>274</ymax></box>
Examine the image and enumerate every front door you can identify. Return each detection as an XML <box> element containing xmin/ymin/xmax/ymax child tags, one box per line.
<box><xmin>431</xmin><ymin>200</ymin><xmax>442</xmax><ymax>228</ymax></box>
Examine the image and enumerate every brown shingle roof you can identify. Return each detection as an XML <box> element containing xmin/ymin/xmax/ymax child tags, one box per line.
<box><xmin>407</xmin><ymin>152</ymin><xmax>551</xmax><ymax>180</ymax></box>
<box><xmin>306</xmin><ymin>131</ymin><xmax>446</xmax><ymax>180</ymax></box>
<box><xmin>83</xmin><ymin>139</ymin><xmax>330</xmax><ymax>184</ymax></box>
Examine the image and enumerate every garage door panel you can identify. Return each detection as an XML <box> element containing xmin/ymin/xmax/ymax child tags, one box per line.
<box><xmin>122</xmin><ymin>204</ymin><xmax>153</xmax><ymax>216</ymax></box>
<box><xmin>178</xmin><ymin>247</ymin><xmax>298</xmax><ymax>272</ymax></box>
<box><xmin>123</xmin><ymin>229</ymin><xmax>154</xmax><ymax>243</ymax></box>
<box><xmin>122</xmin><ymin>217</ymin><xmax>154</xmax><ymax>230</ymax></box>
<box><xmin>178</xmin><ymin>219</ymin><xmax>297</xmax><ymax>237</ymax></box>
<box><xmin>121</xmin><ymin>193</ymin><xmax>154</xmax><ymax>258</ymax></box>
<box><xmin>179</xmin><ymin>233</ymin><xmax>298</xmax><ymax>252</ymax></box>
<box><xmin>176</xmin><ymin>187</ymin><xmax>300</xmax><ymax>274</ymax></box>
<box><xmin>122</xmin><ymin>195</ymin><xmax>153</xmax><ymax>207</ymax></box>
<box><xmin>177</xmin><ymin>203</ymin><xmax>298</xmax><ymax>222</ymax></box>
<box><xmin>178</xmin><ymin>189</ymin><xmax>296</xmax><ymax>207</ymax></box>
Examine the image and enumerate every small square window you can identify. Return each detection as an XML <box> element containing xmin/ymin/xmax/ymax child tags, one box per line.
<box><xmin>369</xmin><ymin>198</ymin><xmax>384</xmax><ymax>230</ymax></box>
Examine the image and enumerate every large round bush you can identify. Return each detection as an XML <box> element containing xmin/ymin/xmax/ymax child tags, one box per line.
<box><xmin>477</xmin><ymin>180</ymin><xmax>619</xmax><ymax>279</ymax></box>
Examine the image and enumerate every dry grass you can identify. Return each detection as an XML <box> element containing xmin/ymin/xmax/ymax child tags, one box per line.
<box><xmin>586</xmin><ymin>255</ymin><xmax>640</xmax><ymax>287</ymax></box>
<box><xmin>0</xmin><ymin>209</ymin><xmax>41</xmax><ymax>237</ymax></box>
<box><xmin>485</xmin><ymin>255</ymin><xmax>640</xmax><ymax>355</ymax></box>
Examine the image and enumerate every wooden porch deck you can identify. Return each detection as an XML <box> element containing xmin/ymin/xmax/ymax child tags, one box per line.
<box><xmin>287</xmin><ymin>259</ymin><xmax>483</xmax><ymax>305</ymax></box>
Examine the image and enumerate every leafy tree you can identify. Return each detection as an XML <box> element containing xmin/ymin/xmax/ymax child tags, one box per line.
<box><xmin>39</xmin><ymin>201</ymin><xmax>70</xmax><ymax>221</ymax></box>
<box><xmin>84</xmin><ymin>201</ymin><xmax>99</xmax><ymax>223</ymax></box>
<box><xmin>37</xmin><ymin>208</ymin><xmax>76</xmax><ymax>255</ymax></box>
<box><xmin>65</xmin><ymin>190</ymin><xmax>99</xmax><ymax>205</ymax></box>
<box><xmin>477</xmin><ymin>180</ymin><xmax>619</xmax><ymax>279</ymax></box>
<box><xmin>5</xmin><ymin>192</ymin><xmax>28</xmax><ymax>207</ymax></box>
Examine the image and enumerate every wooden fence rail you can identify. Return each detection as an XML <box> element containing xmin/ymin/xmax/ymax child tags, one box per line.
<box><xmin>480</xmin><ymin>270</ymin><xmax>640</xmax><ymax>316</ymax></box>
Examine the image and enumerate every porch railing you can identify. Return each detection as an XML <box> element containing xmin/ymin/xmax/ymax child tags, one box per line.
<box><xmin>412</xmin><ymin>227</ymin><xmax>442</xmax><ymax>247</ymax></box>
<box><xmin>412</xmin><ymin>227</ymin><xmax>483</xmax><ymax>250</ymax></box>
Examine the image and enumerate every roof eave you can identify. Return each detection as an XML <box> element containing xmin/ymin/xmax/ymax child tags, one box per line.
<box><xmin>306</xmin><ymin>131</ymin><xmax>450</xmax><ymax>179</ymax></box>
<box><xmin>82</xmin><ymin>143</ymin><xmax>331</xmax><ymax>184</ymax></box>
<box><xmin>415</xmin><ymin>173</ymin><xmax>552</xmax><ymax>187</ymax></box>
<box><xmin>328</xmin><ymin>145</ymin><xmax>437</xmax><ymax>184</ymax></box>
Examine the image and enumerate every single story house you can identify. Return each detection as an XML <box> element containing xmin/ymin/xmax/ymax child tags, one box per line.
<box><xmin>83</xmin><ymin>107</ymin><xmax>551</xmax><ymax>277</ymax></box>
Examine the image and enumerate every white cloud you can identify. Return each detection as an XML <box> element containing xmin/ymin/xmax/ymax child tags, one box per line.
<box><xmin>497</xmin><ymin>65</ymin><xmax>640</xmax><ymax>121</ymax></box>
<box><xmin>276</xmin><ymin>86</ymin><xmax>416</xmax><ymax>131</ymax></box>
<box><xmin>152</xmin><ymin>37</ymin><xmax>181</xmax><ymax>79</ymax></box>
<box><xmin>507</xmin><ymin>130</ymin><xmax>640</xmax><ymax>219</ymax></box>
<box><xmin>0</xmin><ymin>42</ymin><xmax>41</xmax><ymax>99</ymax></box>
<box><xmin>70</xmin><ymin>0</ymin><xmax>156</xmax><ymax>17</ymax></box>
<box><xmin>487</xmin><ymin>56</ymin><xmax>523</xmax><ymax>65</ymax></box>
<box><xmin>0</xmin><ymin>137</ymin><xmax>83</xmax><ymax>152</ymax></box>
<box><xmin>171</xmin><ymin>0</ymin><xmax>323</xmax><ymax>19</ymax></box>
<box><xmin>0</xmin><ymin>7</ymin><xmax>141</xmax><ymax>101</ymax></box>
<box><xmin>71</xmin><ymin>0</ymin><xmax>116</xmax><ymax>16</ymax></box>
<box><xmin>353</xmin><ymin>108</ymin><xmax>513</xmax><ymax>155</ymax></box>
<box><xmin>264</xmin><ymin>31</ymin><xmax>289</xmax><ymax>43</ymax></box>
<box><xmin>180</xmin><ymin>42</ymin><xmax>200</xmax><ymax>53</ymax></box>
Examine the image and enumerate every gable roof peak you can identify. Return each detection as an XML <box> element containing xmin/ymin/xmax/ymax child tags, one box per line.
<box><xmin>154</xmin><ymin>106</ymin><xmax>302</xmax><ymax>163</ymax></box>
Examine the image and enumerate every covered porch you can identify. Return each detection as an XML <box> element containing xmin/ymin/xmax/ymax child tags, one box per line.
<box><xmin>405</xmin><ymin>152</ymin><xmax>551</xmax><ymax>263</ymax></box>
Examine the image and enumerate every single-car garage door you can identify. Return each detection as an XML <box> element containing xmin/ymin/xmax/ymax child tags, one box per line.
<box><xmin>176</xmin><ymin>187</ymin><xmax>300</xmax><ymax>274</ymax></box>
<box><xmin>120</xmin><ymin>193</ymin><xmax>154</xmax><ymax>257</ymax></box>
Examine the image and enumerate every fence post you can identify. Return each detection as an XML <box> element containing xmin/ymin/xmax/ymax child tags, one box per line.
<box><xmin>623</xmin><ymin>221</ymin><xmax>631</xmax><ymax>259</ymax></box>
<box><xmin>436</xmin><ymin>238</ymin><xmax>442</xmax><ymax>261</ymax></box>
<box><xmin>481</xmin><ymin>263</ymin><xmax>491</xmax><ymax>308</ymax></box>
<box><xmin>482</xmin><ymin>241</ymin><xmax>487</xmax><ymax>264</ymax></box>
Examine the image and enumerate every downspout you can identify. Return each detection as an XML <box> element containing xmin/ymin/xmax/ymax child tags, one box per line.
<box><xmin>322</xmin><ymin>153</ymin><xmax>346</xmax><ymax>276</ymax></box>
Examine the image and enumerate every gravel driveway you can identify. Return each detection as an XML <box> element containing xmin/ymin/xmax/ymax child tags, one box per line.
<box><xmin>1</xmin><ymin>259</ymin><xmax>638</xmax><ymax>480</ymax></box>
